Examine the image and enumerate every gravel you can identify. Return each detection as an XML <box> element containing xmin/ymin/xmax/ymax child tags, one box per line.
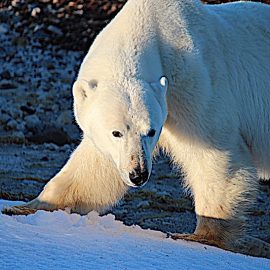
<box><xmin>0</xmin><ymin>20</ymin><xmax>82</xmax><ymax>144</ymax></box>
<box><xmin>1</xmin><ymin>1</ymin><xmax>269</xmax><ymax>52</ymax></box>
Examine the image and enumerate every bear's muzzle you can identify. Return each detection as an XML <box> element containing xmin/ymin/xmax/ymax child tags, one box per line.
<box><xmin>129</xmin><ymin>166</ymin><xmax>149</xmax><ymax>187</ymax></box>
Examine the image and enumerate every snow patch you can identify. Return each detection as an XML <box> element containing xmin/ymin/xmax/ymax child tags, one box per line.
<box><xmin>0</xmin><ymin>200</ymin><xmax>269</xmax><ymax>270</ymax></box>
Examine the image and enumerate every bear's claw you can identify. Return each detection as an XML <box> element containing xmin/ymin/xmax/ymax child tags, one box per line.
<box><xmin>169</xmin><ymin>233</ymin><xmax>219</xmax><ymax>247</ymax></box>
<box><xmin>169</xmin><ymin>233</ymin><xmax>270</xmax><ymax>259</ymax></box>
<box><xmin>2</xmin><ymin>205</ymin><xmax>37</xmax><ymax>216</ymax></box>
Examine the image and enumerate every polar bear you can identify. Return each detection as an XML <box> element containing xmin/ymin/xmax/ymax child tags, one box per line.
<box><xmin>3</xmin><ymin>0</ymin><xmax>270</xmax><ymax>257</ymax></box>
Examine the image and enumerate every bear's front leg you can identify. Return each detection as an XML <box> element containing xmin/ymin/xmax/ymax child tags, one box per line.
<box><xmin>2</xmin><ymin>138</ymin><xmax>128</xmax><ymax>215</ymax></box>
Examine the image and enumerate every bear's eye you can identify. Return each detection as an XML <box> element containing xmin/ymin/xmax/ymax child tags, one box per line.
<box><xmin>147</xmin><ymin>129</ymin><xmax>156</xmax><ymax>137</ymax></box>
<box><xmin>112</xmin><ymin>131</ymin><xmax>123</xmax><ymax>138</ymax></box>
<box><xmin>89</xmin><ymin>79</ymin><xmax>98</xmax><ymax>90</ymax></box>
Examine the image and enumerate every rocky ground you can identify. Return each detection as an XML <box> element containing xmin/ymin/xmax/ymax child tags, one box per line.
<box><xmin>0</xmin><ymin>0</ymin><xmax>269</xmax><ymax>255</ymax></box>
<box><xmin>1</xmin><ymin>0</ymin><xmax>270</xmax><ymax>51</ymax></box>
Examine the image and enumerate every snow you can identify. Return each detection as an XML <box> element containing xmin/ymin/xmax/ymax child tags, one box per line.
<box><xmin>0</xmin><ymin>200</ymin><xmax>269</xmax><ymax>270</ymax></box>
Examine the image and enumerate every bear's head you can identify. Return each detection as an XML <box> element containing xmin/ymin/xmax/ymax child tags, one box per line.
<box><xmin>73</xmin><ymin>77</ymin><xmax>168</xmax><ymax>187</ymax></box>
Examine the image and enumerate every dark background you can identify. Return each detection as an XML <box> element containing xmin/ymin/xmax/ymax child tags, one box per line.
<box><xmin>1</xmin><ymin>0</ymin><xmax>270</xmax><ymax>52</ymax></box>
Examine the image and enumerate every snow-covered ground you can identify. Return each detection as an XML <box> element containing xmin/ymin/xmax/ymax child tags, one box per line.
<box><xmin>0</xmin><ymin>200</ymin><xmax>269</xmax><ymax>270</ymax></box>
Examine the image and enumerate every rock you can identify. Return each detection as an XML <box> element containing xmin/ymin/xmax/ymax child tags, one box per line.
<box><xmin>11</xmin><ymin>37</ymin><xmax>28</xmax><ymax>47</ymax></box>
<box><xmin>51</xmin><ymin>104</ymin><xmax>59</xmax><ymax>112</ymax></box>
<box><xmin>0</xmin><ymin>112</ymin><xmax>10</xmax><ymax>124</ymax></box>
<box><xmin>0</xmin><ymin>70</ymin><xmax>11</xmax><ymax>80</ymax></box>
<box><xmin>0</xmin><ymin>97</ymin><xmax>8</xmax><ymax>111</ymax></box>
<box><xmin>56</xmin><ymin>110</ymin><xmax>73</xmax><ymax>126</ymax></box>
<box><xmin>156</xmin><ymin>191</ymin><xmax>171</xmax><ymax>196</ymax></box>
<box><xmin>257</xmin><ymin>195</ymin><xmax>265</xmax><ymax>203</ymax></box>
<box><xmin>0</xmin><ymin>24</ymin><xmax>8</xmax><ymax>34</ymax></box>
<box><xmin>40</xmin><ymin>156</ymin><xmax>49</xmax><ymax>161</ymax></box>
<box><xmin>27</xmin><ymin>124</ymin><xmax>71</xmax><ymax>146</ymax></box>
<box><xmin>60</xmin><ymin>76</ymin><xmax>73</xmax><ymax>85</ymax></box>
<box><xmin>31</xmin><ymin>7</ymin><xmax>41</xmax><ymax>17</ymax></box>
<box><xmin>34</xmin><ymin>28</ymin><xmax>50</xmax><ymax>40</ymax></box>
<box><xmin>11</xmin><ymin>131</ymin><xmax>25</xmax><ymax>143</ymax></box>
<box><xmin>5</xmin><ymin>119</ymin><xmax>18</xmax><ymax>131</ymax></box>
<box><xmin>24</xmin><ymin>115</ymin><xmax>41</xmax><ymax>131</ymax></box>
<box><xmin>0</xmin><ymin>81</ymin><xmax>18</xmax><ymax>90</ymax></box>
<box><xmin>137</xmin><ymin>201</ymin><xmax>150</xmax><ymax>208</ymax></box>
<box><xmin>63</xmin><ymin>124</ymin><xmax>80</xmax><ymax>143</ymax></box>
<box><xmin>61</xmin><ymin>144</ymin><xmax>72</xmax><ymax>151</ymax></box>
<box><xmin>33</xmin><ymin>24</ymin><xmax>43</xmax><ymax>33</ymax></box>
<box><xmin>16</xmin><ymin>122</ymin><xmax>26</xmax><ymax>132</ymax></box>
<box><xmin>20</xmin><ymin>105</ymin><xmax>36</xmax><ymax>115</ymax></box>
<box><xmin>7</xmin><ymin>107</ymin><xmax>23</xmax><ymax>120</ymax></box>
<box><xmin>11</xmin><ymin>0</ymin><xmax>22</xmax><ymax>7</ymax></box>
<box><xmin>44</xmin><ymin>143</ymin><xmax>59</xmax><ymax>151</ymax></box>
<box><xmin>47</xmin><ymin>25</ymin><xmax>63</xmax><ymax>36</ymax></box>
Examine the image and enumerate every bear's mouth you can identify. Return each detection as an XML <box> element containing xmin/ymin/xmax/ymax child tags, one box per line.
<box><xmin>123</xmin><ymin>179</ymin><xmax>139</xmax><ymax>188</ymax></box>
<box><xmin>123</xmin><ymin>178</ymin><xmax>149</xmax><ymax>188</ymax></box>
<box><xmin>120</xmin><ymin>173</ymin><xmax>137</xmax><ymax>188</ymax></box>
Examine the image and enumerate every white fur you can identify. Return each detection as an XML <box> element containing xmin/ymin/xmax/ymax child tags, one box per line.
<box><xmin>5</xmin><ymin>0</ymin><xmax>270</xmax><ymax>254</ymax></box>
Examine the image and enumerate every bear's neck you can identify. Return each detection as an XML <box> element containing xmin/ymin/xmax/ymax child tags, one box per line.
<box><xmin>114</xmin><ymin>0</ymin><xmax>208</xmax><ymax>81</ymax></box>
<box><xmin>81</xmin><ymin>0</ymin><xmax>208</xmax><ymax>84</ymax></box>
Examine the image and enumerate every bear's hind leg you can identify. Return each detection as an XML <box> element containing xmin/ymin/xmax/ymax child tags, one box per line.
<box><xmin>170</xmin><ymin>223</ymin><xmax>270</xmax><ymax>259</ymax></box>
<box><xmin>2</xmin><ymin>138</ymin><xmax>128</xmax><ymax>215</ymax></box>
<box><xmin>170</xmin><ymin>216</ymin><xmax>241</xmax><ymax>249</ymax></box>
<box><xmin>171</xmin><ymin>144</ymin><xmax>270</xmax><ymax>257</ymax></box>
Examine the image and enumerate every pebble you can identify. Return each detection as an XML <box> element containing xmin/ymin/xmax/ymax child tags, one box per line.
<box><xmin>137</xmin><ymin>201</ymin><xmax>150</xmax><ymax>208</ymax></box>
<box><xmin>257</xmin><ymin>195</ymin><xmax>265</xmax><ymax>203</ymax></box>
<box><xmin>24</xmin><ymin>115</ymin><xmax>41</xmax><ymax>131</ymax></box>
<box><xmin>27</xmin><ymin>125</ymin><xmax>71</xmax><ymax>146</ymax></box>
<box><xmin>0</xmin><ymin>24</ymin><xmax>8</xmax><ymax>34</ymax></box>
<box><xmin>11</xmin><ymin>0</ymin><xmax>22</xmax><ymax>7</ymax></box>
<box><xmin>156</xmin><ymin>191</ymin><xmax>171</xmax><ymax>196</ymax></box>
<box><xmin>47</xmin><ymin>25</ymin><xmax>63</xmax><ymax>36</ymax></box>
<box><xmin>0</xmin><ymin>112</ymin><xmax>10</xmax><ymax>124</ymax></box>
<box><xmin>62</xmin><ymin>144</ymin><xmax>72</xmax><ymax>151</ymax></box>
<box><xmin>11</xmin><ymin>36</ymin><xmax>28</xmax><ymax>47</ymax></box>
<box><xmin>63</xmin><ymin>124</ymin><xmax>80</xmax><ymax>142</ymax></box>
<box><xmin>8</xmin><ymin>107</ymin><xmax>23</xmax><ymax>120</ymax></box>
<box><xmin>0</xmin><ymin>81</ymin><xmax>18</xmax><ymax>90</ymax></box>
<box><xmin>56</xmin><ymin>110</ymin><xmax>73</xmax><ymax>126</ymax></box>
<box><xmin>41</xmin><ymin>156</ymin><xmax>49</xmax><ymax>161</ymax></box>
<box><xmin>0</xmin><ymin>97</ymin><xmax>8</xmax><ymax>108</ymax></box>
<box><xmin>16</xmin><ymin>122</ymin><xmax>26</xmax><ymax>132</ymax></box>
<box><xmin>31</xmin><ymin>7</ymin><xmax>41</xmax><ymax>17</ymax></box>
<box><xmin>44</xmin><ymin>143</ymin><xmax>59</xmax><ymax>151</ymax></box>
<box><xmin>12</xmin><ymin>131</ymin><xmax>25</xmax><ymax>142</ymax></box>
<box><xmin>0</xmin><ymin>70</ymin><xmax>11</xmax><ymax>79</ymax></box>
<box><xmin>20</xmin><ymin>105</ymin><xmax>36</xmax><ymax>115</ymax></box>
<box><xmin>51</xmin><ymin>104</ymin><xmax>59</xmax><ymax>112</ymax></box>
<box><xmin>6</xmin><ymin>119</ymin><xmax>18</xmax><ymax>131</ymax></box>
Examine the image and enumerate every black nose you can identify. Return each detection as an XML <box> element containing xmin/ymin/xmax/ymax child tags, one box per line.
<box><xmin>129</xmin><ymin>168</ymin><xmax>149</xmax><ymax>187</ymax></box>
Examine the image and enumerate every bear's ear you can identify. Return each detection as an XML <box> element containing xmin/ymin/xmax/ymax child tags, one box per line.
<box><xmin>72</xmin><ymin>79</ymin><xmax>97</xmax><ymax>103</ymax></box>
<box><xmin>150</xmin><ymin>76</ymin><xmax>168</xmax><ymax>96</ymax></box>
